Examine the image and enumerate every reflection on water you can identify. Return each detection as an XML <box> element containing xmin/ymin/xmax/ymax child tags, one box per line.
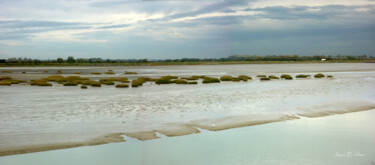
<box><xmin>1</xmin><ymin>109</ymin><xmax>374</xmax><ymax>165</ymax></box>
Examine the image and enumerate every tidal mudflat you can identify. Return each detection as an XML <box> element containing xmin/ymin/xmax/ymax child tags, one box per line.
<box><xmin>0</xmin><ymin>63</ymin><xmax>375</xmax><ymax>159</ymax></box>
<box><xmin>1</xmin><ymin>109</ymin><xmax>375</xmax><ymax>165</ymax></box>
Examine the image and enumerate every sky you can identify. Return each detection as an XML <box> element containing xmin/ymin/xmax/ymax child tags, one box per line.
<box><xmin>0</xmin><ymin>0</ymin><xmax>375</xmax><ymax>59</ymax></box>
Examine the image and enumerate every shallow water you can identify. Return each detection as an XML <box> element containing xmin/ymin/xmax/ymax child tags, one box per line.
<box><xmin>1</xmin><ymin>109</ymin><xmax>374</xmax><ymax>165</ymax></box>
<box><xmin>1</xmin><ymin>63</ymin><xmax>375</xmax><ymax>160</ymax></box>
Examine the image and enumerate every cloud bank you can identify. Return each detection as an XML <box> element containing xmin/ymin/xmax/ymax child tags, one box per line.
<box><xmin>0</xmin><ymin>0</ymin><xmax>374</xmax><ymax>59</ymax></box>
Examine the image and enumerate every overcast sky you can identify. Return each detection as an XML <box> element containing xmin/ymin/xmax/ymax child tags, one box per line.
<box><xmin>0</xmin><ymin>0</ymin><xmax>374</xmax><ymax>59</ymax></box>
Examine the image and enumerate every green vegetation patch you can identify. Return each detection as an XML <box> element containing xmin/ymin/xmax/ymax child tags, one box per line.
<box><xmin>281</xmin><ymin>74</ymin><xmax>293</xmax><ymax>80</ymax></box>
<box><xmin>296</xmin><ymin>74</ymin><xmax>309</xmax><ymax>78</ymax></box>
<box><xmin>0</xmin><ymin>80</ymin><xmax>12</xmax><ymax>86</ymax></box>
<box><xmin>181</xmin><ymin>76</ymin><xmax>200</xmax><ymax>80</ymax></box>
<box><xmin>56</xmin><ymin>70</ymin><xmax>63</xmax><ymax>74</ymax></box>
<box><xmin>102</xmin><ymin>81</ymin><xmax>115</xmax><ymax>85</ymax></box>
<box><xmin>161</xmin><ymin>75</ymin><xmax>178</xmax><ymax>80</ymax></box>
<box><xmin>232</xmin><ymin>78</ymin><xmax>240</xmax><ymax>82</ymax></box>
<box><xmin>9</xmin><ymin>79</ymin><xmax>27</xmax><ymax>84</ymax></box>
<box><xmin>45</xmin><ymin>75</ymin><xmax>65</xmax><ymax>82</ymax></box>
<box><xmin>174</xmin><ymin>79</ymin><xmax>188</xmax><ymax>84</ymax></box>
<box><xmin>116</xmin><ymin>84</ymin><xmax>129</xmax><ymax>88</ymax></box>
<box><xmin>125</xmin><ymin>71</ymin><xmax>137</xmax><ymax>74</ymax></box>
<box><xmin>260</xmin><ymin>77</ymin><xmax>271</xmax><ymax>81</ymax></box>
<box><xmin>63</xmin><ymin>82</ymin><xmax>78</xmax><ymax>86</ymax></box>
<box><xmin>203</xmin><ymin>77</ymin><xmax>220</xmax><ymax>84</ymax></box>
<box><xmin>90</xmin><ymin>72</ymin><xmax>101</xmax><ymax>75</ymax></box>
<box><xmin>220</xmin><ymin>75</ymin><xmax>233</xmax><ymax>81</ymax></box>
<box><xmin>0</xmin><ymin>76</ymin><xmax>11</xmax><ymax>81</ymax></box>
<box><xmin>91</xmin><ymin>81</ymin><xmax>101</xmax><ymax>87</ymax></box>
<box><xmin>81</xmin><ymin>80</ymin><xmax>92</xmax><ymax>85</ymax></box>
<box><xmin>238</xmin><ymin>75</ymin><xmax>252</xmax><ymax>81</ymax></box>
<box><xmin>132</xmin><ymin>79</ymin><xmax>145</xmax><ymax>86</ymax></box>
<box><xmin>105</xmin><ymin>70</ymin><xmax>115</xmax><ymax>74</ymax></box>
<box><xmin>81</xmin><ymin>85</ymin><xmax>88</xmax><ymax>89</ymax></box>
<box><xmin>30</xmin><ymin>79</ymin><xmax>52</xmax><ymax>86</ymax></box>
<box><xmin>268</xmin><ymin>75</ymin><xmax>280</xmax><ymax>79</ymax></box>
<box><xmin>327</xmin><ymin>75</ymin><xmax>333</xmax><ymax>78</ymax></box>
<box><xmin>155</xmin><ymin>79</ymin><xmax>173</xmax><ymax>84</ymax></box>
<box><xmin>314</xmin><ymin>73</ymin><xmax>325</xmax><ymax>78</ymax></box>
<box><xmin>65</xmin><ymin>76</ymin><xmax>89</xmax><ymax>81</ymax></box>
<box><xmin>187</xmin><ymin>81</ymin><xmax>198</xmax><ymax>84</ymax></box>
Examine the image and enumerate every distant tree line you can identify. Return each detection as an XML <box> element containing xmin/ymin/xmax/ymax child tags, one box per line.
<box><xmin>1</xmin><ymin>55</ymin><xmax>374</xmax><ymax>65</ymax></box>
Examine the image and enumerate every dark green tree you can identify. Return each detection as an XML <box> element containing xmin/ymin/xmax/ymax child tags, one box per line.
<box><xmin>57</xmin><ymin>58</ymin><xmax>64</xmax><ymax>63</ymax></box>
<box><xmin>67</xmin><ymin>56</ymin><xmax>76</xmax><ymax>63</ymax></box>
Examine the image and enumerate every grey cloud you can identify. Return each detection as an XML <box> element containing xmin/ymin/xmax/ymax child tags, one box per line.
<box><xmin>90</xmin><ymin>0</ymin><xmax>138</xmax><ymax>8</ymax></box>
<box><xmin>167</xmin><ymin>0</ymin><xmax>250</xmax><ymax>20</ymax></box>
<box><xmin>0</xmin><ymin>20</ymin><xmax>97</xmax><ymax>40</ymax></box>
<box><xmin>226</xmin><ymin>24</ymin><xmax>375</xmax><ymax>42</ymax></box>
<box><xmin>244</xmin><ymin>5</ymin><xmax>375</xmax><ymax>20</ymax></box>
<box><xmin>0</xmin><ymin>20</ymin><xmax>93</xmax><ymax>29</ymax></box>
<box><xmin>96</xmin><ymin>24</ymin><xmax>130</xmax><ymax>29</ymax></box>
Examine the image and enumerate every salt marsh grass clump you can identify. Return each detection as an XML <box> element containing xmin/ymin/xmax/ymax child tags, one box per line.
<box><xmin>45</xmin><ymin>75</ymin><xmax>65</xmax><ymax>82</ymax></box>
<box><xmin>105</xmin><ymin>70</ymin><xmax>115</xmax><ymax>74</ymax></box>
<box><xmin>30</xmin><ymin>79</ymin><xmax>52</xmax><ymax>86</ymax></box>
<box><xmin>296</xmin><ymin>74</ymin><xmax>309</xmax><ymax>78</ymax></box>
<box><xmin>314</xmin><ymin>73</ymin><xmax>325</xmax><ymax>78</ymax></box>
<box><xmin>81</xmin><ymin>80</ymin><xmax>92</xmax><ymax>85</ymax></box>
<box><xmin>116</xmin><ymin>84</ymin><xmax>129</xmax><ymax>88</ymax></box>
<box><xmin>90</xmin><ymin>72</ymin><xmax>101</xmax><ymax>75</ymax></box>
<box><xmin>327</xmin><ymin>75</ymin><xmax>333</xmax><ymax>78</ymax></box>
<box><xmin>220</xmin><ymin>75</ymin><xmax>233</xmax><ymax>81</ymax></box>
<box><xmin>161</xmin><ymin>75</ymin><xmax>178</xmax><ymax>80</ymax></box>
<box><xmin>137</xmin><ymin>77</ymin><xmax>156</xmax><ymax>82</ymax></box>
<box><xmin>2</xmin><ymin>71</ymin><xmax>12</xmax><ymax>73</ymax></box>
<box><xmin>257</xmin><ymin>75</ymin><xmax>267</xmax><ymax>78</ymax></box>
<box><xmin>174</xmin><ymin>79</ymin><xmax>188</xmax><ymax>84</ymax></box>
<box><xmin>65</xmin><ymin>76</ymin><xmax>89</xmax><ymax>81</ymax></box>
<box><xmin>56</xmin><ymin>70</ymin><xmax>63</xmax><ymax>74</ymax></box>
<box><xmin>155</xmin><ymin>79</ymin><xmax>173</xmax><ymax>84</ymax></box>
<box><xmin>281</xmin><ymin>74</ymin><xmax>293</xmax><ymax>80</ymax></box>
<box><xmin>22</xmin><ymin>71</ymin><xmax>26</xmax><ymax>74</ymax></box>
<box><xmin>0</xmin><ymin>81</ymin><xmax>12</xmax><ymax>86</ymax></box>
<box><xmin>260</xmin><ymin>77</ymin><xmax>271</xmax><ymax>81</ymax></box>
<box><xmin>81</xmin><ymin>85</ymin><xmax>87</xmax><ymax>89</ymax></box>
<box><xmin>9</xmin><ymin>79</ymin><xmax>27</xmax><ymax>84</ymax></box>
<box><xmin>203</xmin><ymin>77</ymin><xmax>220</xmax><ymax>84</ymax></box>
<box><xmin>117</xmin><ymin>77</ymin><xmax>129</xmax><ymax>83</ymax></box>
<box><xmin>232</xmin><ymin>78</ymin><xmax>240</xmax><ymax>82</ymax></box>
<box><xmin>63</xmin><ymin>82</ymin><xmax>78</xmax><ymax>86</ymax></box>
<box><xmin>102</xmin><ymin>81</ymin><xmax>115</xmax><ymax>85</ymax></box>
<box><xmin>187</xmin><ymin>81</ymin><xmax>198</xmax><ymax>84</ymax></box>
<box><xmin>0</xmin><ymin>76</ymin><xmax>11</xmax><ymax>81</ymax></box>
<box><xmin>100</xmin><ymin>78</ymin><xmax>116</xmax><ymax>82</ymax></box>
<box><xmin>132</xmin><ymin>79</ymin><xmax>145</xmax><ymax>87</ymax></box>
<box><xmin>91</xmin><ymin>81</ymin><xmax>101</xmax><ymax>87</ymax></box>
<box><xmin>125</xmin><ymin>71</ymin><xmax>137</xmax><ymax>74</ymax></box>
<box><xmin>181</xmin><ymin>76</ymin><xmax>200</xmax><ymax>80</ymax></box>
<box><xmin>238</xmin><ymin>75</ymin><xmax>252</xmax><ymax>81</ymax></box>
<box><xmin>0</xmin><ymin>77</ymin><xmax>25</xmax><ymax>84</ymax></box>
<box><xmin>268</xmin><ymin>75</ymin><xmax>280</xmax><ymax>79</ymax></box>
